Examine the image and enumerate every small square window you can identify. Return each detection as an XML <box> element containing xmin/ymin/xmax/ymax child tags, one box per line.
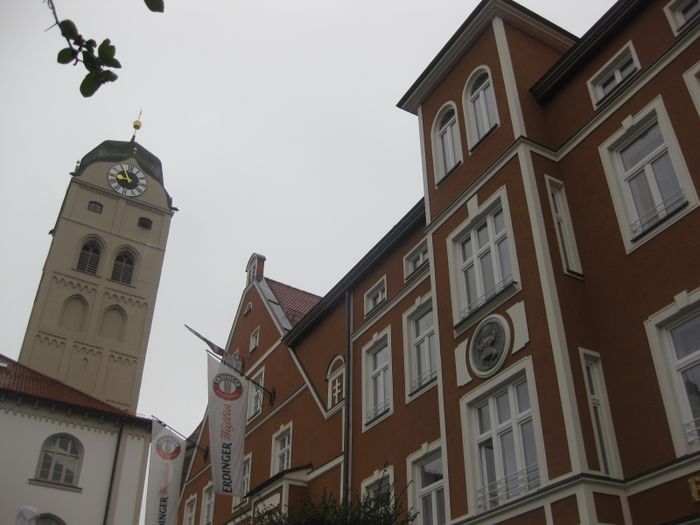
<box><xmin>404</xmin><ymin>240</ymin><xmax>429</xmax><ymax>280</ymax></box>
<box><xmin>587</xmin><ymin>43</ymin><xmax>640</xmax><ymax>107</ymax></box>
<box><xmin>138</xmin><ymin>217</ymin><xmax>152</xmax><ymax>229</ymax></box>
<box><xmin>665</xmin><ymin>0</ymin><xmax>700</xmax><ymax>34</ymax></box>
<box><xmin>87</xmin><ymin>201</ymin><xmax>103</xmax><ymax>214</ymax></box>
<box><xmin>364</xmin><ymin>277</ymin><xmax>387</xmax><ymax>317</ymax></box>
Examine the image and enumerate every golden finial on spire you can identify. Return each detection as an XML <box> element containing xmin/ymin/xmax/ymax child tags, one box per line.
<box><xmin>131</xmin><ymin>109</ymin><xmax>143</xmax><ymax>142</ymax></box>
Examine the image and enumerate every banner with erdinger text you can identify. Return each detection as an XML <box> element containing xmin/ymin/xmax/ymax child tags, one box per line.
<box><xmin>207</xmin><ymin>354</ymin><xmax>248</xmax><ymax>495</ymax></box>
<box><xmin>145</xmin><ymin>422</ymin><xmax>185</xmax><ymax>525</ymax></box>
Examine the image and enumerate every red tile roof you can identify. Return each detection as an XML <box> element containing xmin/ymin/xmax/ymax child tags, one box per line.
<box><xmin>266</xmin><ymin>278</ymin><xmax>322</xmax><ymax>327</ymax></box>
<box><xmin>0</xmin><ymin>353</ymin><xmax>133</xmax><ymax>417</ymax></box>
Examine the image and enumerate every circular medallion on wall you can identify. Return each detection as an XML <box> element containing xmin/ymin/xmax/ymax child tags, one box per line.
<box><xmin>469</xmin><ymin>315</ymin><xmax>510</xmax><ymax>377</ymax></box>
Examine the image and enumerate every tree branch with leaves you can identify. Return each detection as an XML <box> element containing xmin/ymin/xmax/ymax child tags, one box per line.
<box><xmin>45</xmin><ymin>0</ymin><xmax>164</xmax><ymax>97</ymax></box>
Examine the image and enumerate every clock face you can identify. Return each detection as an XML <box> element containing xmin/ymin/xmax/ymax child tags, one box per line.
<box><xmin>107</xmin><ymin>163</ymin><xmax>147</xmax><ymax>197</ymax></box>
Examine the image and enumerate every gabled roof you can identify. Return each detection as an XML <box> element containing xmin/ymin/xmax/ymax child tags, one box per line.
<box><xmin>0</xmin><ymin>353</ymin><xmax>143</xmax><ymax>421</ymax></box>
<box><xmin>266</xmin><ymin>278</ymin><xmax>322</xmax><ymax>328</ymax></box>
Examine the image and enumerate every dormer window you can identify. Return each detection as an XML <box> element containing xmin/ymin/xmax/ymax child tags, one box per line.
<box><xmin>587</xmin><ymin>43</ymin><xmax>640</xmax><ymax>107</ymax></box>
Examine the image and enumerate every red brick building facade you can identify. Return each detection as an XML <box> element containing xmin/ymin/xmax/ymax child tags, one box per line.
<box><xmin>179</xmin><ymin>0</ymin><xmax>700</xmax><ymax>523</ymax></box>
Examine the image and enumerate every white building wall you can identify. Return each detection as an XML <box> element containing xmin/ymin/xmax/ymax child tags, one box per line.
<box><xmin>0</xmin><ymin>403</ymin><xmax>147</xmax><ymax>525</ymax></box>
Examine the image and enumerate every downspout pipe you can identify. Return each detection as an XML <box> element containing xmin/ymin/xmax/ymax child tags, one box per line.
<box><xmin>103</xmin><ymin>418</ymin><xmax>124</xmax><ymax>525</ymax></box>
<box><xmin>342</xmin><ymin>289</ymin><xmax>352</xmax><ymax>504</ymax></box>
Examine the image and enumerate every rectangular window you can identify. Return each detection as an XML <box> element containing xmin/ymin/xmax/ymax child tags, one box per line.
<box><xmin>366</xmin><ymin>473</ymin><xmax>392</xmax><ymax>503</ymax></box>
<box><xmin>587</xmin><ymin>43</ymin><xmax>640</xmax><ymax>106</ymax></box>
<box><xmin>232</xmin><ymin>454</ymin><xmax>251</xmax><ymax>508</ymax></box>
<box><xmin>363</xmin><ymin>328</ymin><xmax>393</xmax><ymax>428</ymax></box>
<box><xmin>416</xmin><ymin>453</ymin><xmax>446</xmax><ymax>525</ymax></box>
<box><xmin>364</xmin><ymin>277</ymin><xmax>387</xmax><ymax>317</ymax></box>
<box><xmin>599</xmin><ymin>98</ymin><xmax>697</xmax><ymax>250</ymax></box>
<box><xmin>405</xmin><ymin>240</ymin><xmax>430</xmax><ymax>280</ymax></box>
<box><xmin>272</xmin><ymin>425</ymin><xmax>292</xmax><ymax>474</ymax></box>
<box><xmin>456</xmin><ymin>206</ymin><xmax>513</xmax><ymax>317</ymax></box>
<box><xmin>87</xmin><ymin>201</ymin><xmax>103</xmax><ymax>214</ymax></box>
<box><xmin>546</xmin><ymin>177</ymin><xmax>582</xmax><ymax>275</ymax></box>
<box><xmin>437</xmin><ymin>109</ymin><xmax>461</xmax><ymax>178</ymax></box>
<box><xmin>683</xmin><ymin>62</ymin><xmax>700</xmax><ymax>116</ymax></box>
<box><xmin>581</xmin><ymin>352</ymin><xmax>620</xmax><ymax>476</ymax></box>
<box><xmin>472</xmin><ymin>377</ymin><xmax>540</xmax><ymax>511</ymax></box>
<box><xmin>669</xmin><ymin>311</ymin><xmax>700</xmax><ymax>441</ymax></box>
<box><xmin>200</xmin><ymin>483</ymin><xmax>214</xmax><ymax>525</ymax></box>
<box><xmin>405</xmin><ymin>301</ymin><xmax>436</xmax><ymax>394</ymax></box>
<box><xmin>665</xmin><ymin>0</ymin><xmax>700</xmax><ymax>34</ymax></box>
<box><xmin>247</xmin><ymin>369</ymin><xmax>264</xmax><ymax>420</ymax></box>
<box><xmin>183</xmin><ymin>495</ymin><xmax>196</xmax><ymax>525</ymax></box>
<box><xmin>249</xmin><ymin>327</ymin><xmax>260</xmax><ymax>352</ymax></box>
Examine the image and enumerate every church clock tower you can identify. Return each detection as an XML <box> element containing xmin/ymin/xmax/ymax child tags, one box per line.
<box><xmin>19</xmin><ymin>131</ymin><xmax>175</xmax><ymax>413</ymax></box>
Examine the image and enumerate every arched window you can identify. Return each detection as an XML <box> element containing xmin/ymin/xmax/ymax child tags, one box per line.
<box><xmin>77</xmin><ymin>241</ymin><xmax>100</xmax><ymax>274</ymax></box>
<box><xmin>326</xmin><ymin>356</ymin><xmax>345</xmax><ymax>409</ymax></box>
<box><xmin>465</xmin><ymin>68</ymin><xmax>499</xmax><ymax>147</ymax></box>
<box><xmin>36</xmin><ymin>434</ymin><xmax>83</xmax><ymax>486</ymax></box>
<box><xmin>111</xmin><ymin>250</ymin><xmax>135</xmax><ymax>285</ymax></box>
<box><xmin>59</xmin><ymin>295</ymin><xmax>87</xmax><ymax>332</ymax></box>
<box><xmin>432</xmin><ymin>106</ymin><xmax>462</xmax><ymax>182</ymax></box>
<box><xmin>100</xmin><ymin>306</ymin><xmax>126</xmax><ymax>342</ymax></box>
<box><xmin>37</xmin><ymin>515</ymin><xmax>66</xmax><ymax>525</ymax></box>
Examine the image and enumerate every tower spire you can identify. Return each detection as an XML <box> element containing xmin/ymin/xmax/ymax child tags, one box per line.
<box><xmin>131</xmin><ymin>109</ymin><xmax>143</xmax><ymax>142</ymax></box>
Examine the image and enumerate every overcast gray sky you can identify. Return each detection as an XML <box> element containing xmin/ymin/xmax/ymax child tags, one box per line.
<box><xmin>1</xmin><ymin>0</ymin><xmax>616</xmax><ymax>452</ymax></box>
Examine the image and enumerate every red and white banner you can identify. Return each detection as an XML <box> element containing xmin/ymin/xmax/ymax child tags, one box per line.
<box><xmin>145</xmin><ymin>422</ymin><xmax>186</xmax><ymax>525</ymax></box>
<box><xmin>207</xmin><ymin>354</ymin><xmax>248</xmax><ymax>495</ymax></box>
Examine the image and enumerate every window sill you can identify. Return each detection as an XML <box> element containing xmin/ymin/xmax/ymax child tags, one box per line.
<box><xmin>630</xmin><ymin>199</ymin><xmax>688</xmax><ymax>242</ymax></box>
<box><xmin>363</xmin><ymin>406</ymin><xmax>392</xmax><ymax>432</ymax></box>
<box><xmin>404</xmin><ymin>261</ymin><xmax>430</xmax><ymax>284</ymax></box>
<box><xmin>592</xmin><ymin>71</ymin><xmax>639</xmax><ymax>110</ymax></box>
<box><xmin>364</xmin><ymin>299</ymin><xmax>387</xmax><ymax>320</ymax></box>
<box><xmin>468</xmin><ymin>124</ymin><xmax>498</xmax><ymax>153</ymax></box>
<box><xmin>454</xmin><ymin>280</ymin><xmax>519</xmax><ymax>337</ymax></box>
<box><xmin>436</xmin><ymin>160</ymin><xmax>462</xmax><ymax>186</ymax></box>
<box><xmin>407</xmin><ymin>375</ymin><xmax>437</xmax><ymax>403</ymax></box>
<box><xmin>28</xmin><ymin>478</ymin><xmax>83</xmax><ymax>493</ymax></box>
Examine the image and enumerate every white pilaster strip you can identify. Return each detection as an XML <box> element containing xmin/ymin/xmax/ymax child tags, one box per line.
<box><xmin>493</xmin><ymin>17</ymin><xmax>527</xmax><ymax>139</ymax></box>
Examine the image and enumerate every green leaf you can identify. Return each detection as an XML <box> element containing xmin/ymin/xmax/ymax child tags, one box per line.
<box><xmin>80</xmin><ymin>71</ymin><xmax>100</xmax><ymax>97</ymax></box>
<box><xmin>98</xmin><ymin>39</ymin><xmax>122</xmax><ymax>68</ymax></box>
<box><xmin>81</xmin><ymin>50</ymin><xmax>99</xmax><ymax>71</ymax></box>
<box><xmin>57</xmin><ymin>48</ymin><xmax>76</xmax><ymax>64</ymax></box>
<box><xmin>58</xmin><ymin>20</ymin><xmax>79</xmax><ymax>40</ymax></box>
<box><xmin>100</xmin><ymin>70</ymin><xmax>119</xmax><ymax>83</ymax></box>
<box><xmin>143</xmin><ymin>0</ymin><xmax>165</xmax><ymax>12</ymax></box>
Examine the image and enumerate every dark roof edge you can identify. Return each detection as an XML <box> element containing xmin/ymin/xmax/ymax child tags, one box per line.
<box><xmin>531</xmin><ymin>0</ymin><xmax>644</xmax><ymax>102</ymax></box>
<box><xmin>284</xmin><ymin>199</ymin><xmax>426</xmax><ymax>347</ymax></box>
<box><xmin>397</xmin><ymin>0</ymin><xmax>577</xmax><ymax>113</ymax></box>
<box><xmin>0</xmin><ymin>387</ymin><xmax>151</xmax><ymax>428</ymax></box>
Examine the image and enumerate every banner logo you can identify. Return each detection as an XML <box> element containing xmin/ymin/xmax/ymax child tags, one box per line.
<box><xmin>155</xmin><ymin>435</ymin><xmax>182</xmax><ymax>460</ymax></box>
<box><xmin>212</xmin><ymin>373</ymin><xmax>243</xmax><ymax>401</ymax></box>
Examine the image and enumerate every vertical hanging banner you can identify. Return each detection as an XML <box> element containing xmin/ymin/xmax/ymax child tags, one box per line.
<box><xmin>208</xmin><ymin>354</ymin><xmax>249</xmax><ymax>495</ymax></box>
<box><xmin>145</xmin><ymin>422</ymin><xmax>185</xmax><ymax>525</ymax></box>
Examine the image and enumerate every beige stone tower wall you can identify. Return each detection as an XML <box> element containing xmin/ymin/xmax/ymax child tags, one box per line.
<box><xmin>19</xmin><ymin>141</ymin><xmax>174</xmax><ymax>413</ymax></box>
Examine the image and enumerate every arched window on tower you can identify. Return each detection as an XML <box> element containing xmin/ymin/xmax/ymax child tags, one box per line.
<box><xmin>76</xmin><ymin>241</ymin><xmax>100</xmax><ymax>274</ymax></box>
<box><xmin>100</xmin><ymin>306</ymin><xmax>126</xmax><ymax>342</ymax></box>
<box><xmin>35</xmin><ymin>434</ymin><xmax>83</xmax><ymax>486</ymax></box>
<box><xmin>464</xmin><ymin>67</ymin><xmax>499</xmax><ymax>148</ymax></box>
<box><xmin>59</xmin><ymin>295</ymin><xmax>87</xmax><ymax>332</ymax></box>
<box><xmin>111</xmin><ymin>251</ymin><xmax>135</xmax><ymax>285</ymax></box>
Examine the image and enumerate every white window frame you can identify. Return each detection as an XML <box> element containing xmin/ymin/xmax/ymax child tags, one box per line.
<box><xmin>183</xmin><ymin>494</ymin><xmax>197</xmax><ymax>525</ymax></box>
<box><xmin>460</xmin><ymin>357</ymin><xmax>547</xmax><ymax>515</ymax></box>
<box><xmin>598</xmin><ymin>97</ymin><xmax>697</xmax><ymax>252</ymax></box>
<box><xmin>35</xmin><ymin>434</ymin><xmax>83</xmax><ymax>486</ymax></box>
<box><xmin>249</xmin><ymin>326</ymin><xmax>260</xmax><ymax>352</ymax></box>
<box><xmin>645</xmin><ymin>287</ymin><xmax>700</xmax><ymax>457</ymax></box>
<box><xmin>246</xmin><ymin>368</ymin><xmax>265</xmax><ymax>421</ymax></box>
<box><xmin>326</xmin><ymin>356</ymin><xmax>345</xmax><ymax>410</ymax></box>
<box><xmin>545</xmin><ymin>176</ymin><xmax>583</xmax><ymax>276</ymax></box>
<box><xmin>200</xmin><ymin>481</ymin><xmax>215</xmax><ymax>525</ymax></box>
<box><xmin>587</xmin><ymin>42</ymin><xmax>640</xmax><ymax>107</ymax></box>
<box><xmin>579</xmin><ymin>349</ymin><xmax>622</xmax><ymax>477</ymax></box>
<box><xmin>364</xmin><ymin>276</ymin><xmax>387</xmax><ymax>317</ymax></box>
<box><xmin>232</xmin><ymin>453</ymin><xmax>251</xmax><ymax>509</ymax></box>
<box><xmin>361</xmin><ymin>465</ymin><xmax>394</xmax><ymax>504</ymax></box>
<box><xmin>404</xmin><ymin>240</ymin><xmax>430</xmax><ymax>280</ymax></box>
<box><xmin>362</xmin><ymin>326</ymin><xmax>393</xmax><ymax>431</ymax></box>
<box><xmin>446</xmin><ymin>189</ymin><xmax>520</xmax><ymax>329</ymax></box>
<box><xmin>463</xmin><ymin>66</ymin><xmax>499</xmax><ymax>150</ymax></box>
<box><xmin>407</xmin><ymin>443</ymin><xmax>446</xmax><ymax>525</ymax></box>
<box><xmin>683</xmin><ymin>62</ymin><xmax>700</xmax><ymax>116</ymax></box>
<box><xmin>432</xmin><ymin>103</ymin><xmax>463</xmax><ymax>183</ymax></box>
<box><xmin>664</xmin><ymin>0</ymin><xmax>700</xmax><ymax>35</ymax></box>
<box><xmin>403</xmin><ymin>295</ymin><xmax>437</xmax><ymax>400</ymax></box>
<box><xmin>271</xmin><ymin>423</ymin><xmax>292</xmax><ymax>475</ymax></box>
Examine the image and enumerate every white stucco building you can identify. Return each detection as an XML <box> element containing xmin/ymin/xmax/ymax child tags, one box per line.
<box><xmin>0</xmin><ymin>353</ymin><xmax>151</xmax><ymax>525</ymax></box>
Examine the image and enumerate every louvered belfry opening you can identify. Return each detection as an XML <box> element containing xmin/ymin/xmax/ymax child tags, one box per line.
<box><xmin>77</xmin><ymin>242</ymin><xmax>100</xmax><ymax>274</ymax></box>
<box><xmin>111</xmin><ymin>251</ymin><xmax>134</xmax><ymax>285</ymax></box>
